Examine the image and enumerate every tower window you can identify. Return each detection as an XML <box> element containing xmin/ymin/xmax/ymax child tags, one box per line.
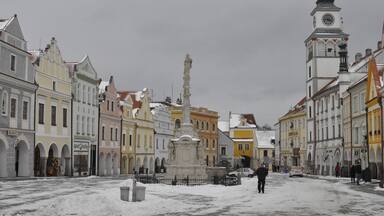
<box><xmin>309</xmin><ymin>66</ymin><xmax>312</xmax><ymax>78</ymax></box>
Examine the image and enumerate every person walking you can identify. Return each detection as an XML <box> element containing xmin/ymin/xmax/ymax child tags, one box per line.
<box><xmin>335</xmin><ymin>163</ymin><xmax>341</xmax><ymax>178</ymax></box>
<box><xmin>350</xmin><ymin>164</ymin><xmax>355</xmax><ymax>183</ymax></box>
<box><xmin>355</xmin><ymin>161</ymin><xmax>362</xmax><ymax>185</ymax></box>
<box><xmin>256</xmin><ymin>164</ymin><xmax>269</xmax><ymax>194</ymax></box>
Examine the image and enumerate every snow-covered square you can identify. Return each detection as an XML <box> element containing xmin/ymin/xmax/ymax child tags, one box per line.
<box><xmin>1</xmin><ymin>174</ymin><xmax>384</xmax><ymax>216</ymax></box>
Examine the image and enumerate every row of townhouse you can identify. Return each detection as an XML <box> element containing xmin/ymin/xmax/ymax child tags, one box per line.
<box><xmin>275</xmin><ymin>0</ymin><xmax>384</xmax><ymax>183</ymax></box>
<box><xmin>218</xmin><ymin>113</ymin><xmax>275</xmax><ymax>171</ymax></box>
<box><xmin>0</xmin><ymin>14</ymin><xmax>220</xmax><ymax>178</ymax></box>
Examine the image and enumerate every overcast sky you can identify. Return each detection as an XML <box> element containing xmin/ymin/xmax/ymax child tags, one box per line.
<box><xmin>1</xmin><ymin>0</ymin><xmax>383</xmax><ymax>125</ymax></box>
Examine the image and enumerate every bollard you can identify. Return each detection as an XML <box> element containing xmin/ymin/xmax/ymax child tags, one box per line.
<box><xmin>132</xmin><ymin>179</ymin><xmax>137</xmax><ymax>202</ymax></box>
<box><xmin>120</xmin><ymin>186</ymin><xmax>130</xmax><ymax>202</ymax></box>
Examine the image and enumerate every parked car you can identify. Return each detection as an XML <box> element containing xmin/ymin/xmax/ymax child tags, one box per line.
<box><xmin>229</xmin><ymin>168</ymin><xmax>255</xmax><ymax>177</ymax></box>
<box><xmin>289</xmin><ymin>166</ymin><xmax>304</xmax><ymax>177</ymax></box>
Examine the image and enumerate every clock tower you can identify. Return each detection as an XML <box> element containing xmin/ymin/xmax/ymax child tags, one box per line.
<box><xmin>305</xmin><ymin>0</ymin><xmax>349</xmax><ymax>168</ymax></box>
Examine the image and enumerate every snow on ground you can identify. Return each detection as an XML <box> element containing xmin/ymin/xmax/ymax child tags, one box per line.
<box><xmin>1</xmin><ymin>174</ymin><xmax>384</xmax><ymax>216</ymax></box>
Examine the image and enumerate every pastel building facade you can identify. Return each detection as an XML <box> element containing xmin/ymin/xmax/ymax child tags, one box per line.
<box><xmin>67</xmin><ymin>56</ymin><xmax>99</xmax><ymax>176</ymax></box>
<box><xmin>98</xmin><ymin>76</ymin><xmax>121</xmax><ymax>176</ymax></box>
<box><xmin>32</xmin><ymin>38</ymin><xmax>72</xmax><ymax>177</ymax></box>
<box><xmin>119</xmin><ymin>91</ymin><xmax>136</xmax><ymax>175</ymax></box>
<box><xmin>150</xmin><ymin>102</ymin><xmax>173</xmax><ymax>173</ymax></box>
<box><xmin>0</xmin><ymin>15</ymin><xmax>37</xmax><ymax>178</ymax></box>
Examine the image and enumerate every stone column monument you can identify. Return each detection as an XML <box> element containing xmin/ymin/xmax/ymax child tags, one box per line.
<box><xmin>166</xmin><ymin>54</ymin><xmax>207</xmax><ymax>179</ymax></box>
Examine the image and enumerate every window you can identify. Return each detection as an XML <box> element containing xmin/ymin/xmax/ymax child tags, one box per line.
<box><xmin>360</xmin><ymin>92</ymin><xmax>365</xmax><ymax>112</ymax></box>
<box><xmin>51</xmin><ymin>106</ymin><xmax>56</xmax><ymax>126</ymax></box>
<box><xmin>206</xmin><ymin>139</ymin><xmax>209</xmax><ymax>148</ymax></box>
<box><xmin>245</xmin><ymin>144</ymin><xmax>249</xmax><ymax>150</ymax></box>
<box><xmin>213</xmin><ymin>140</ymin><xmax>216</xmax><ymax>149</ymax></box>
<box><xmin>53</xmin><ymin>81</ymin><xmax>56</xmax><ymax>91</ymax></box>
<box><xmin>239</xmin><ymin>144</ymin><xmax>243</xmax><ymax>151</ymax></box>
<box><xmin>112</xmin><ymin>101</ymin><xmax>114</xmax><ymax>112</ymax></box>
<box><xmin>63</xmin><ymin>108</ymin><xmax>68</xmax><ymax>128</ymax></box>
<box><xmin>264</xmin><ymin>150</ymin><xmax>268</xmax><ymax>157</ymax></box>
<box><xmin>144</xmin><ymin>135</ymin><xmax>147</xmax><ymax>147</ymax></box>
<box><xmin>82</xmin><ymin>116</ymin><xmax>85</xmax><ymax>134</ymax></box>
<box><xmin>102</xmin><ymin>126</ymin><xmax>105</xmax><ymax>140</ymax></box>
<box><xmin>309</xmin><ymin>131</ymin><xmax>312</xmax><ymax>142</ymax></box>
<box><xmin>107</xmin><ymin>100</ymin><xmax>110</xmax><ymax>111</ymax></box>
<box><xmin>87</xmin><ymin>117</ymin><xmax>90</xmax><ymax>135</ymax></box>
<box><xmin>115</xmin><ymin>128</ymin><xmax>118</xmax><ymax>141</ymax></box>
<box><xmin>212</xmin><ymin>124</ymin><xmax>216</xmax><ymax>131</ymax></box>
<box><xmin>1</xmin><ymin>91</ymin><xmax>8</xmax><ymax>115</ymax></box>
<box><xmin>156</xmin><ymin>139</ymin><xmax>159</xmax><ymax>149</ymax></box>
<box><xmin>332</xmin><ymin>95</ymin><xmax>335</xmax><ymax>110</ymax></box>
<box><xmin>10</xmin><ymin>54</ymin><xmax>16</xmax><ymax>72</ymax></box>
<box><xmin>123</xmin><ymin>134</ymin><xmax>126</xmax><ymax>146</ymax></box>
<box><xmin>22</xmin><ymin>101</ymin><xmax>28</xmax><ymax>120</ymax></box>
<box><xmin>309</xmin><ymin>106</ymin><xmax>312</xmax><ymax>118</ymax></box>
<box><xmin>308</xmin><ymin>66</ymin><xmax>312</xmax><ymax>78</ymax></box>
<box><xmin>221</xmin><ymin>147</ymin><xmax>226</xmax><ymax>155</ymax></box>
<box><xmin>332</xmin><ymin>125</ymin><xmax>335</xmax><ymax>138</ymax></box>
<box><xmin>196</xmin><ymin>120</ymin><xmax>199</xmax><ymax>129</ymax></box>
<box><xmin>308</xmin><ymin>86</ymin><xmax>312</xmax><ymax>98</ymax></box>
<box><xmin>83</xmin><ymin>86</ymin><xmax>86</xmax><ymax>103</ymax></box>
<box><xmin>92</xmin><ymin>88</ymin><xmax>96</xmax><ymax>105</ymax></box>
<box><xmin>129</xmin><ymin>134</ymin><xmax>132</xmax><ymax>146</ymax></box>
<box><xmin>162</xmin><ymin>139</ymin><xmax>165</xmax><ymax>149</ymax></box>
<box><xmin>175</xmin><ymin>119</ymin><xmax>181</xmax><ymax>129</ymax></box>
<box><xmin>206</xmin><ymin>155</ymin><xmax>209</xmax><ymax>166</ymax></box>
<box><xmin>92</xmin><ymin>118</ymin><xmax>95</xmax><ymax>135</ymax></box>
<box><xmin>10</xmin><ymin>98</ymin><xmax>16</xmax><ymax>118</ymax></box>
<box><xmin>110</xmin><ymin>128</ymin><xmax>113</xmax><ymax>141</ymax></box>
<box><xmin>149</xmin><ymin>136</ymin><xmax>152</xmax><ymax>148</ymax></box>
<box><xmin>76</xmin><ymin>115</ymin><xmax>80</xmax><ymax>134</ymax></box>
<box><xmin>88</xmin><ymin>87</ymin><xmax>91</xmax><ymax>104</ymax></box>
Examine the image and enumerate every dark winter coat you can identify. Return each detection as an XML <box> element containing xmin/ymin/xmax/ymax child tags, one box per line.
<box><xmin>355</xmin><ymin>164</ymin><xmax>362</xmax><ymax>174</ymax></box>
<box><xmin>350</xmin><ymin>166</ymin><xmax>355</xmax><ymax>178</ymax></box>
<box><xmin>256</xmin><ymin>167</ymin><xmax>268</xmax><ymax>181</ymax></box>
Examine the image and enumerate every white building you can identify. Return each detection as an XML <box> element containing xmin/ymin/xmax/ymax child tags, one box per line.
<box><xmin>218</xmin><ymin>129</ymin><xmax>234</xmax><ymax>168</ymax></box>
<box><xmin>67</xmin><ymin>56</ymin><xmax>99</xmax><ymax>176</ymax></box>
<box><xmin>305</xmin><ymin>0</ymin><xmax>349</xmax><ymax>174</ymax></box>
<box><xmin>150</xmin><ymin>102</ymin><xmax>174</xmax><ymax>173</ymax></box>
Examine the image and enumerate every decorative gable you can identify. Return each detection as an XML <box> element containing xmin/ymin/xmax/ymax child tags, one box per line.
<box><xmin>76</xmin><ymin>56</ymin><xmax>98</xmax><ymax>79</ymax></box>
<box><xmin>366</xmin><ymin>57</ymin><xmax>382</xmax><ymax>104</ymax></box>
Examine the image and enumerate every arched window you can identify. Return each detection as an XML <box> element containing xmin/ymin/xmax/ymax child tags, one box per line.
<box><xmin>1</xmin><ymin>91</ymin><xmax>8</xmax><ymax>115</ymax></box>
<box><xmin>175</xmin><ymin>119</ymin><xmax>181</xmax><ymax>129</ymax></box>
<box><xmin>326</xmin><ymin>41</ymin><xmax>336</xmax><ymax>57</ymax></box>
<box><xmin>196</xmin><ymin>120</ymin><xmax>199</xmax><ymax>129</ymax></box>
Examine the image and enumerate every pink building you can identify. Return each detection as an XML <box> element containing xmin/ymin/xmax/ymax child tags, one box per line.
<box><xmin>98</xmin><ymin>76</ymin><xmax>121</xmax><ymax>176</ymax></box>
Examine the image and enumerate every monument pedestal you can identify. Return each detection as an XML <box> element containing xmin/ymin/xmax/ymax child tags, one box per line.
<box><xmin>166</xmin><ymin>135</ymin><xmax>207</xmax><ymax>179</ymax></box>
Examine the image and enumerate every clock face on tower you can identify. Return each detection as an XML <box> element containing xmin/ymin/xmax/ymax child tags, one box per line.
<box><xmin>322</xmin><ymin>14</ymin><xmax>335</xmax><ymax>26</ymax></box>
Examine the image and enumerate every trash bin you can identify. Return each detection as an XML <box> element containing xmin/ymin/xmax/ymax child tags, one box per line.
<box><xmin>135</xmin><ymin>186</ymin><xmax>146</xmax><ymax>201</ymax></box>
<box><xmin>120</xmin><ymin>186</ymin><xmax>130</xmax><ymax>202</ymax></box>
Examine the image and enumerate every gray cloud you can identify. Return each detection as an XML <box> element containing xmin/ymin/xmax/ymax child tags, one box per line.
<box><xmin>1</xmin><ymin>0</ymin><xmax>383</xmax><ymax>125</ymax></box>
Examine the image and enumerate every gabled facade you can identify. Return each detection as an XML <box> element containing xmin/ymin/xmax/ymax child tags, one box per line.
<box><xmin>278</xmin><ymin>98</ymin><xmax>307</xmax><ymax>171</ymax></box>
<box><xmin>98</xmin><ymin>76</ymin><xmax>121</xmax><ymax>176</ymax></box>
<box><xmin>67</xmin><ymin>56</ymin><xmax>98</xmax><ymax>176</ymax></box>
<box><xmin>130</xmin><ymin>89</ymin><xmax>155</xmax><ymax>174</ymax></box>
<box><xmin>118</xmin><ymin>91</ymin><xmax>136</xmax><ymax>175</ymax></box>
<box><xmin>150</xmin><ymin>102</ymin><xmax>174</xmax><ymax>173</ymax></box>
<box><xmin>366</xmin><ymin>57</ymin><xmax>384</xmax><ymax>179</ymax></box>
<box><xmin>0</xmin><ymin>15</ymin><xmax>37</xmax><ymax>178</ymax></box>
<box><xmin>218</xmin><ymin>129</ymin><xmax>234</xmax><ymax>168</ymax></box>
<box><xmin>228</xmin><ymin>113</ymin><xmax>257</xmax><ymax>169</ymax></box>
<box><xmin>255</xmin><ymin>130</ymin><xmax>275</xmax><ymax>171</ymax></box>
<box><xmin>32</xmin><ymin>38</ymin><xmax>72</xmax><ymax>177</ymax></box>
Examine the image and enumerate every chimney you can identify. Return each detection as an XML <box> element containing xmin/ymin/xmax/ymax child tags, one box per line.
<box><xmin>355</xmin><ymin>53</ymin><xmax>363</xmax><ymax>63</ymax></box>
<box><xmin>378</xmin><ymin>41</ymin><xmax>383</xmax><ymax>50</ymax></box>
<box><xmin>365</xmin><ymin>48</ymin><xmax>372</xmax><ymax>57</ymax></box>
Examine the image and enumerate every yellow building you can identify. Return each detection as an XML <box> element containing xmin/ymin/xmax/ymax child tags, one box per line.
<box><xmin>170</xmin><ymin>105</ymin><xmax>219</xmax><ymax>167</ymax></box>
<box><xmin>130</xmin><ymin>89</ymin><xmax>155</xmax><ymax>174</ymax></box>
<box><xmin>366</xmin><ymin>57</ymin><xmax>383</xmax><ymax>179</ymax></box>
<box><xmin>229</xmin><ymin>114</ymin><xmax>257</xmax><ymax>169</ymax></box>
<box><xmin>32</xmin><ymin>38</ymin><xmax>72</xmax><ymax>176</ymax></box>
<box><xmin>118</xmin><ymin>91</ymin><xmax>136</xmax><ymax>174</ymax></box>
<box><xmin>278</xmin><ymin>98</ymin><xmax>307</xmax><ymax>170</ymax></box>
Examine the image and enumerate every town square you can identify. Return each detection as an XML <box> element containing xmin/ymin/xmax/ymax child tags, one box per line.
<box><xmin>1</xmin><ymin>0</ymin><xmax>384</xmax><ymax>215</ymax></box>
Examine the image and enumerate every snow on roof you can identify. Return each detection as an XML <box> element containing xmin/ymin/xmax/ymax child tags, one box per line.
<box><xmin>255</xmin><ymin>130</ymin><xmax>275</xmax><ymax>149</ymax></box>
<box><xmin>218</xmin><ymin>121</ymin><xmax>229</xmax><ymax>132</ymax></box>
<box><xmin>98</xmin><ymin>81</ymin><xmax>109</xmax><ymax>94</ymax></box>
<box><xmin>230</xmin><ymin>113</ymin><xmax>257</xmax><ymax>128</ymax></box>
<box><xmin>0</xmin><ymin>16</ymin><xmax>13</xmax><ymax>30</ymax></box>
